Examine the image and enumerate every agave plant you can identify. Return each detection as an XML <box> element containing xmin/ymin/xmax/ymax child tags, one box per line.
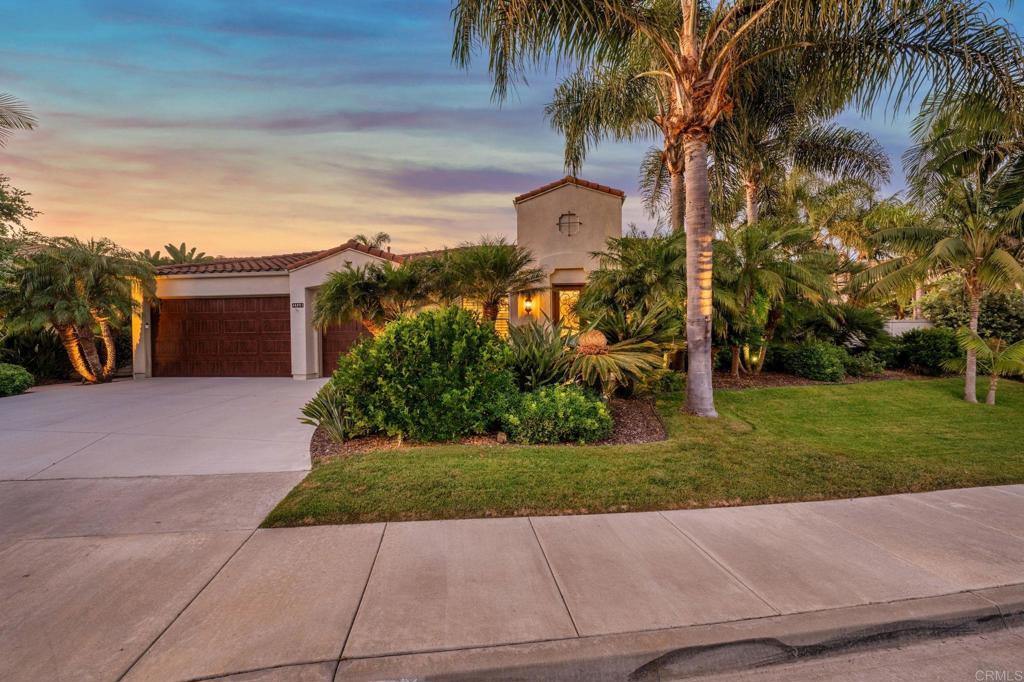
<box><xmin>507</xmin><ymin>320</ymin><xmax>569</xmax><ymax>392</ymax></box>
<box><xmin>299</xmin><ymin>382</ymin><xmax>349</xmax><ymax>443</ymax></box>
<box><xmin>565</xmin><ymin>329</ymin><xmax>663</xmax><ymax>398</ymax></box>
<box><xmin>943</xmin><ymin>328</ymin><xmax>1024</xmax><ymax>405</ymax></box>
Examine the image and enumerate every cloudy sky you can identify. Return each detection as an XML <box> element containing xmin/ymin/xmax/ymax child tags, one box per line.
<box><xmin>3</xmin><ymin>1</ymin><xmax>1022</xmax><ymax>256</ymax></box>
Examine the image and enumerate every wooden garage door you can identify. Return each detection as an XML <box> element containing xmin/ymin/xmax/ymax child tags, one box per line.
<box><xmin>321</xmin><ymin>321</ymin><xmax>371</xmax><ymax>376</ymax></box>
<box><xmin>152</xmin><ymin>296</ymin><xmax>291</xmax><ymax>377</ymax></box>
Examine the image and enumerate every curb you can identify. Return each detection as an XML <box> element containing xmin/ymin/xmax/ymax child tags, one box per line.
<box><xmin>333</xmin><ymin>584</ymin><xmax>1024</xmax><ymax>682</ymax></box>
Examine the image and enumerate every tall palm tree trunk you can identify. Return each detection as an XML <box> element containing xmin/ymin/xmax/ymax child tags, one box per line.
<box><xmin>56</xmin><ymin>325</ymin><xmax>100</xmax><ymax>383</ymax></box>
<box><xmin>912</xmin><ymin>283</ymin><xmax>924</xmax><ymax>319</ymax></box>
<box><xmin>744</xmin><ymin>180</ymin><xmax>759</xmax><ymax>225</ymax></box>
<box><xmin>482</xmin><ymin>301</ymin><xmax>500</xmax><ymax>321</ymax></box>
<box><xmin>76</xmin><ymin>325</ymin><xmax>109</xmax><ymax>383</ymax></box>
<box><xmin>670</xmin><ymin>171</ymin><xmax>686</xmax><ymax>233</ymax></box>
<box><xmin>95</xmin><ymin>314</ymin><xmax>117</xmax><ymax>381</ymax></box>
<box><xmin>965</xmin><ymin>288</ymin><xmax>980</xmax><ymax>403</ymax></box>
<box><xmin>683</xmin><ymin>137</ymin><xmax>718</xmax><ymax>417</ymax></box>
<box><xmin>986</xmin><ymin>374</ymin><xmax>999</xmax><ymax>405</ymax></box>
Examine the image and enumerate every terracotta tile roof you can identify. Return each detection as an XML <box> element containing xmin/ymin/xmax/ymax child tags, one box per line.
<box><xmin>513</xmin><ymin>176</ymin><xmax>626</xmax><ymax>204</ymax></box>
<box><xmin>155</xmin><ymin>251</ymin><xmax>321</xmax><ymax>275</ymax></box>
<box><xmin>287</xmin><ymin>239</ymin><xmax>404</xmax><ymax>270</ymax></box>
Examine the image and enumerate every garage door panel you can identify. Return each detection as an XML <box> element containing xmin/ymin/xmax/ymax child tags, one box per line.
<box><xmin>221</xmin><ymin>298</ymin><xmax>258</xmax><ymax>313</ymax></box>
<box><xmin>260</xmin><ymin>297</ymin><xmax>289</xmax><ymax>313</ymax></box>
<box><xmin>185</xmin><ymin>298</ymin><xmax>223</xmax><ymax>314</ymax></box>
<box><xmin>259</xmin><ymin>337</ymin><xmax>289</xmax><ymax>354</ymax></box>
<box><xmin>184</xmin><ymin>319</ymin><xmax>223</xmax><ymax>336</ymax></box>
<box><xmin>223</xmin><ymin>319</ymin><xmax>259</xmax><ymax>334</ymax></box>
<box><xmin>321</xmin><ymin>321</ymin><xmax>370</xmax><ymax>376</ymax></box>
<box><xmin>260</xmin><ymin>318</ymin><xmax>289</xmax><ymax>333</ymax></box>
<box><xmin>152</xmin><ymin>296</ymin><xmax>291</xmax><ymax>377</ymax></box>
<box><xmin>259</xmin><ymin>360</ymin><xmax>291</xmax><ymax>376</ymax></box>
<box><xmin>222</xmin><ymin>339</ymin><xmax>258</xmax><ymax>355</ymax></box>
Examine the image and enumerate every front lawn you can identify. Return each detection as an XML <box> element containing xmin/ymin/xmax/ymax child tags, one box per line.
<box><xmin>263</xmin><ymin>378</ymin><xmax>1024</xmax><ymax>527</ymax></box>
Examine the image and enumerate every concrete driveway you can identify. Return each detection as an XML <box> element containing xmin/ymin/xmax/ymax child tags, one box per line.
<box><xmin>0</xmin><ymin>377</ymin><xmax>323</xmax><ymax>681</ymax></box>
<box><xmin>0</xmin><ymin>377</ymin><xmax>325</xmax><ymax>479</ymax></box>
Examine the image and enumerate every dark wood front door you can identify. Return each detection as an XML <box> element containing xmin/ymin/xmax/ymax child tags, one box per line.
<box><xmin>321</xmin><ymin>321</ymin><xmax>371</xmax><ymax>376</ymax></box>
<box><xmin>152</xmin><ymin>296</ymin><xmax>291</xmax><ymax>377</ymax></box>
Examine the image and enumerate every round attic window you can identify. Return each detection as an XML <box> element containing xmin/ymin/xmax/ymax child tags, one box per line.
<box><xmin>557</xmin><ymin>212</ymin><xmax>581</xmax><ymax>237</ymax></box>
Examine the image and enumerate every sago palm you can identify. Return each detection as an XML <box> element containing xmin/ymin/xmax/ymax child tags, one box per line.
<box><xmin>454</xmin><ymin>0</ymin><xmax>1021</xmax><ymax>417</ymax></box>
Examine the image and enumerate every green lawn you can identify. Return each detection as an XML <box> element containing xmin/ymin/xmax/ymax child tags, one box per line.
<box><xmin>263</xmin><ymin>378</ymin><xmax>1024</xmax><ymax>527</ymax></box>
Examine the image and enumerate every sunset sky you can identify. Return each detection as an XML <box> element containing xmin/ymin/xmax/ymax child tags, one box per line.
<box><xmin>3</xmin><ymin>1</ymin><xmax>1023</xmax><ymax>257</ymax></box>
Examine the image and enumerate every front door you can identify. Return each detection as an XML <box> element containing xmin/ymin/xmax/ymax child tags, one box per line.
<box><xmin>552</xmin><ymin>285</ymin><xmax>583</xmax><ymax>330</ymax></box>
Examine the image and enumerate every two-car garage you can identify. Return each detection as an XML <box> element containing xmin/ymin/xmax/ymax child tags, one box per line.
<box><xmin>151</xmin><ymin>296</ymin><xmax>292</xmax><ymax>377</ymax></box>
<box><xmin>139</xmin><ymin>243</ymin><xmax>394</xmax><ymax>379</ymax></box>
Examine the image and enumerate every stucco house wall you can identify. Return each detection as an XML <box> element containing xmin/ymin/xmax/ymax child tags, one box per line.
<box><xmin>288</xmin><ymin>249</ymin><xmax>392</xmax><ymax>379</ymax></box>
<box><xmin>133</xmin><ymin>176</ymin><xmax>625</xmax><ymax>380</ymax></box>
<box><xmin>511</xmin><ymin>179</ymin><xmax>623</xmax><ymax>326</ymax></box>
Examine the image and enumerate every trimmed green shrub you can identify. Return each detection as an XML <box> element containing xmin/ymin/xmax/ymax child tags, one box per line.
<box><xmin>783</xmin><ymin>342</ymin><xmax>847</xmax><ymax>382</ymax></box>
<box><xmin>330</xmin><ymin>307</ymin><xmax>517</xmax><ymax>441</ymax></box>
<box><xmin>0</xmin><ymin>363</ymin><xmax>34</xmax><ymax>396</ymax></box>
<box><xmin>867</xmin><ymin>333</ymin><xmax>902</xmax><ymax>369</ymax></box>
<box><xmin>502</xmin><ymin>385</ymin><xmax>613</xmax><ymax>444</ymax></box>
<box><xmin>898</xmin><ymin>327</ymin><xmax>960</xmax><ymax>376</ymax></box>
<box><xmin>843</xmin><ymin>351</ymin><xmax>886</xmax><ymax>377</ymax></box>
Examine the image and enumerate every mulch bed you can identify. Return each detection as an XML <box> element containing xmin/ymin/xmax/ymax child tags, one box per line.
<box><xmin>310</xmin><ymin>395</ymin><xmax>668</xmax><ymax>460</ymax></box>
<box><xmin>602</xmin><ymin>397</ymin><xmax>667</xmax><ymax>445</ymax></box>
<box><xmin>713</xmin><ymin>369</ymin><xmax>923</xmax><ymax>390</ymax></box>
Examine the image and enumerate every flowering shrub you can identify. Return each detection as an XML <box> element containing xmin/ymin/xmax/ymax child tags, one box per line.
<box><xmin>502</xmin><ymin>385</ymin><xmax>613</xmax><ymax>444</ymax></box>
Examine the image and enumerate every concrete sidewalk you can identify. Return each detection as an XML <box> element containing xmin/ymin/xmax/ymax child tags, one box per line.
<box><xmin>3</xmin><ymin>485</ymin><xmax>1023</xmax><ymax>681</ymax></box>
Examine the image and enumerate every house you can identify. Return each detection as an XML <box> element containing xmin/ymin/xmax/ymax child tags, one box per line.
<box><xmin>131</xmin><ymin>176</ymin><xmax>624</xmax><ymax>379</ymax></box>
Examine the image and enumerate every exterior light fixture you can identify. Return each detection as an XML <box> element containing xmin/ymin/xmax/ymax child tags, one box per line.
<box><xmin>523</xmin><ymin>294</ymin><xmax>534</xmax><ymax>315</ymax></box>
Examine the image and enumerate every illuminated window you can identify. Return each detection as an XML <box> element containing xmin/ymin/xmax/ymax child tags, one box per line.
<box><xmin>554</xmin><ymin>287</ymin><xmax>581</xmax><ymax>331</ymax></box>
<box><xmin>460</xmin><ymin>296</ymin><xmax>510</xmax><ymax>338</ymax></box>
<box><xmin>557</xmin><ymin>212</ymin><xmax>581</xmax><ymax>237</ymax></box>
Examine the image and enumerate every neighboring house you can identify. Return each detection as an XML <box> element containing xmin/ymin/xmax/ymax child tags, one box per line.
<box><xmin>131</xmin><ymin>176</ymin><xmax>624</xmax><ymax>379</ymax></box>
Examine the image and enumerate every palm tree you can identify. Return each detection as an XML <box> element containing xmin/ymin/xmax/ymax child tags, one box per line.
<box><xmin>454</xmin><ymin>0</ymin><xmax>1021</xmax><ymax>417</ymax></box>
<box><xmin>1</xmin><ymin>237</ymin><xmax>155</xmax><ymax>383</ymax></box>
<box><xmin>714</xmin><ymin>77</ymin><xmax>891</xmax><ymax>225</ymax></box>
<box><xmin>944</xmin><ymin>328</ymin><xmax>1024</xmax><ymax>405</ymax></box>
<box><xmin>163</xmin><ymin>242</ymin><xmax>211</xmax><ymax>264</ymax></box>
<box><xmin>138</xmin><ymin>249</ymin><xmax>169</xmax><ymax>266</ymax></box>
<box><xmin>578</xmin><ymin>228</ymin><xmax>686</xmax><ymax>316</ymax></box>
<box><xmin>450</xmin><ymin>237</ymin><xmax>545</xmax><ymax>321</ymax></box>
<box><xmin>715</xmin><ymin>220</ymin><xmax>835</xmax><ymax>375</ymax></box>
<box><xmin>0</xmin><ymin>93</ymin><xmax>36</xmax><ymax>147</ymax></box>
<box><xmin>353</xmin><ymin>232</ymin><xmax>392</xmax><ymax>250</ymax></box>
<box><xmin>313</xmin><ymin>261</ymin><xmax>433</xmax><ymax>335</ymax></box>
<box><xmin>863</xmin><ymin>90</ymin><xmax>1024</xmax><ymax>402</ymax></box>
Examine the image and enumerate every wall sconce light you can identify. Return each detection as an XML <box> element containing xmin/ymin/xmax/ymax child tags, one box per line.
<box><xmin>523</xmin><ymin>294</ymin><xmax>534</xmax><ymax>316</ymax></box>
